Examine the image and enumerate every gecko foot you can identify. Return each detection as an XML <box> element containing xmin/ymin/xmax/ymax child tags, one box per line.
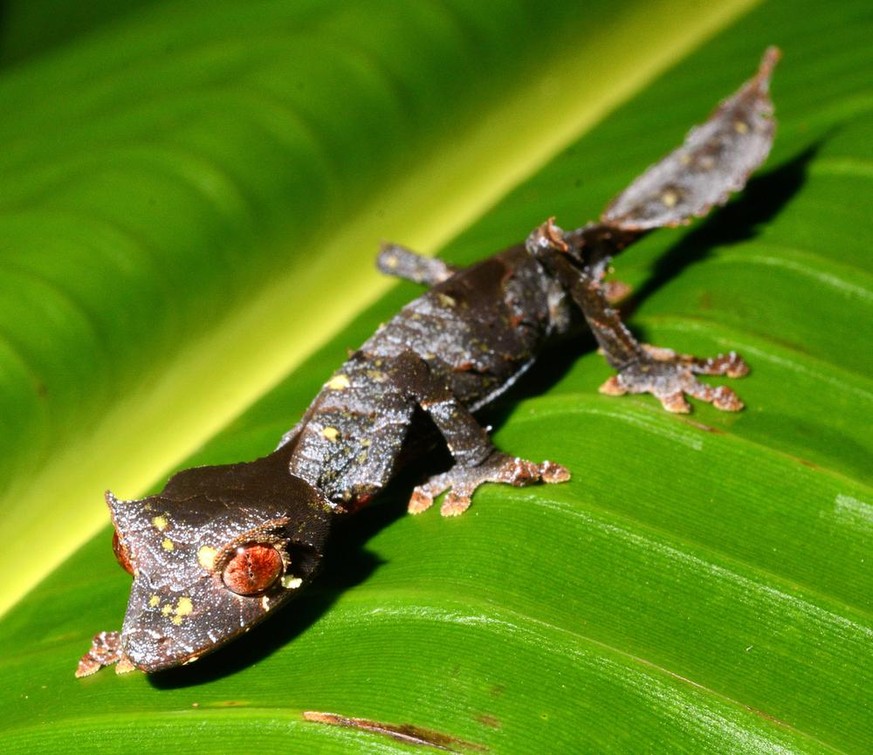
<box><xmin>76</xmin><ymin>631</ymin><xmax>135</xmax><ymax>677</ymax></box>
<box><xmin>600</xmin><ymin>346</ymin><xmax>749</xmax><ymax>413</ymax></box>
<box><xmin>408</xmin><ymin>452</ymin><xmax>570</xmax><ymax>517</ymax></box>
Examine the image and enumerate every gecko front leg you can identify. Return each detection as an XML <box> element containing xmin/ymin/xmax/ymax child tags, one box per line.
<box><xmin>382</xmin><ymin>351</ymin><xmax>569</xmax><ymax>516</ymax></box>
<box><xmin>409</xmin><ymin>454</ymin><xmax>569</xmax><ymax>517</ymax></box>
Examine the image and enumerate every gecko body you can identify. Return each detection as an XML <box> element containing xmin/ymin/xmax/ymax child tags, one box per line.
<box><xmin>77</xmin><ymin>48</ymin><xmax>778</xmax><ymax>676</ymax></box>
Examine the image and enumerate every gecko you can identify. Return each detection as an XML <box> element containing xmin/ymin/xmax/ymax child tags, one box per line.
<box><xmin>77</xmin><ymin>48</ymin><xmax>779</xmax><ymax>677</ymax></box>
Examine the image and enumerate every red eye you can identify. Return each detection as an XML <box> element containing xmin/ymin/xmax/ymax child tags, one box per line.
<box><xmin>222</xmin><ymin>543</ymin><xmax>284</xmax><ymax>596</ymax></box>
<box><xmin>112</xmin><ymin>530</ymin><xmax>134</xmax><ymax>576</ymax></box>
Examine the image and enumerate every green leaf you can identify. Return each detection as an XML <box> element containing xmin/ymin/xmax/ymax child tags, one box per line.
<box><xmin>1</xmin><ymin>0</ymin><xmax>871</xmax><ymax>752</ymax></box>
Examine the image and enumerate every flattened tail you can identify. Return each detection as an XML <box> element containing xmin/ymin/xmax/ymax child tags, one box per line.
<box><xmin>600</xmin><ymin>46</ymin><xmax>780</xmax><ymax>232</ymax></box>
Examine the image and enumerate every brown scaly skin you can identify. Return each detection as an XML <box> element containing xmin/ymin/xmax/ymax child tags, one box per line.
<box><xmin>77</xmin><ymin>48</ymin><xmax>778</xmax><ymax>677</ymax></box>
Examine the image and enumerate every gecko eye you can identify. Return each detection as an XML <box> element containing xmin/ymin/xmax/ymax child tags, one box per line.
<box><xmin>222</xmin><ymin>543</ymin><xmax>284</xmax><ymax>596</ymax></box>
<box><xmin>112</xmin><ymin>530</ymin><xmax>134</xmax><ymax>576</ymax></box>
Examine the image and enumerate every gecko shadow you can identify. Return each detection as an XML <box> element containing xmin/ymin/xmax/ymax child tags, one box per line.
<box><xmin>150</xmin><ymin>145</ymin><xmax>815</xmax><ymax>689</ymax></box>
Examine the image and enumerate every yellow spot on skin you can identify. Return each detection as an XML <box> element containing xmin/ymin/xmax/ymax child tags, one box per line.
<box><xmin>281</xmin><ymin>575</ymin><xmax>303</xmax><ymax>590</ymax></box>
<box><xmin>661</xmin><ymin>189</ymin><xmax>679</xmax><ymax>208</ymax></box>
<box><xmin>437</xmin><ymin>293</ymin><xmax>456</xmax><ymax>307</ymax></box>
<box><xmin>197</xmin><ymin>545</ymin><xmax>217</xmax><ymax>571</ymax></box>
<box><xmin>161</xmin><ymin>604</ymin><xmax>173</xmax><ymax>616</ymax></box>
<box><xmin>169</xmin><ymin>597</ymin><xmax>194</xmax><ymax>625</ymax></box>
<box><xmin>161</xmin><ymin>538</ymin><xmax>174</xmax><ymax>551</ymax></box>
<box><xmin>734</xmin><ymin>120</ymin><xmax>749</xmax><ymax>134</ymax></box>
<box><xmin>148</xmin><ymin>595</ymin><xmax>160</xmax><ymax>608</ymax></box>
<box><xmin>261</xmin><ymin>595</ymin><xmax>271</xmax><ymax>611</ymax></box>
<box><xmin>327</xmin><ymin>374</ymin><xmax>351</xmax><ymax>391</ymax></box>
<box><xmin>322</xmin><ymin>426</ymin><xmax>339</xmax><ymax>442</ymax></box>
<box><xmin>151</xmin><ymin>515</ymin><xmax>168</xmax><ymax>531</ymax></box>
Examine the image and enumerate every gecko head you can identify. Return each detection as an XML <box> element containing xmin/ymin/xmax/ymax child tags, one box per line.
<box><xmin>105</xmin><ymin>451</ymin><xmax>333</xmax><ymax>673</ymax></box>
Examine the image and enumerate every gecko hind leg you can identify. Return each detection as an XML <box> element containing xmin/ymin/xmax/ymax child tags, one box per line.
<box><xmin>528</xmin><ymin>220</ymin><xmax>749</xmax><ymax>414</ymax></box>
<box><xmin>377</xmin><ymin>243</ymin><xmax>460</xmax><ymax>286</ymax></box>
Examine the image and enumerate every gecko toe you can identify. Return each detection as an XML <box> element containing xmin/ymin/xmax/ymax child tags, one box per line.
<box><xmin>408</xmin><ymin>488</ymin><xmax>435</xmax><ymax>514</ymax></box>
<box><xmin>659</xmin><ymin>391</ymin><xmax>692</xmax><ymax>413</ymax></box>
<box><xmin>598</xmin><ymin>375</ymin><xmax>628</xmax><ymax>396</ymax></box>
<box><xmin>539</xmin><ymin>461</ymin><xmax>571</xmax><ymax>483</ymax></box>
<box><xmin>712</xmin><ymin>385</ymin><xmax>744</xmax><ymax>411</ymax></box>
<box><xmin>440</xmin><ymin>491</ymin><xmax>472</xmax><ymax>517</ymax></box>
<box><xmin>76</xmin><ymin>630</ymin><xmax>124</xmax><ymax>678</ymax></box>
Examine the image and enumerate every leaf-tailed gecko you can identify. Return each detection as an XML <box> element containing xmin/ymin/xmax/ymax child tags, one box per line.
<box><xmin>77</xmin><ymin>48</ymin><xmax>779</xmax><ymax>677</ymax></box>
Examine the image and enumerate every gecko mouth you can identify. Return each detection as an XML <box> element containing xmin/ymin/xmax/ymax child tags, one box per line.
<box><xmin>123</xmin><ymin>628</ymin><xmax>202</xmax><ymax>672</ymax></box>
<box><xmin>119</xmin><ymin>558</ymin><xmax>320</xmax><ymax>673</ymax></box>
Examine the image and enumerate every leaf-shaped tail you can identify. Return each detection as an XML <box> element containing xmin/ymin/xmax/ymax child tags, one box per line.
<box><xmin>602</xmin><ymin>46</ymin><xmax>780</xmax><ymax>231</ymax></box>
